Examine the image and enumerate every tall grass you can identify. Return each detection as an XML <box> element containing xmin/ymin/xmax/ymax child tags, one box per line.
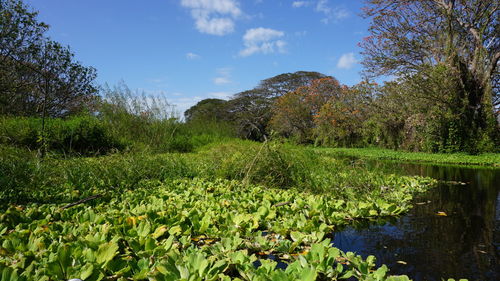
<box><xmin>0</xmin><ymin>115</ymin><xmax>126</xmax><ymax>156</ymax></box>
<box><xmin>0</xmin><ymin>140</ymin><xmax>434</xmax><ymax>207</ymax></box>
<box><xmin>0</xmin><ymin>83</ymin><xmax>236</xmax><ymax>156</ymax></box>
<box><xmin>98</xmin><ymin>82</ymin><xmax>235</xmax><ymax>153</ymax></box>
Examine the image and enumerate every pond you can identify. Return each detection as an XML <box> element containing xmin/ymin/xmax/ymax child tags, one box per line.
<box><xmin>332</xmin><ymin>160</ymin><xmax>500</xmax><ymax>280</ymax></box>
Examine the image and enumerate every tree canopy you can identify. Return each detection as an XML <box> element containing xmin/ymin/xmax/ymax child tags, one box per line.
<box><xmin>184</xmin><ymin>98</ymin><xmax>228</xmax><ymax>122</ymax></box>
<box><xmin>0</xmin><ymin>0</ymin><xmax>97</xmax><ymax>117</ymax></box>
<box><xmin>361</xmin><ymin>0</ymin><xmax>500</xmax><ymax>152</ymax></box>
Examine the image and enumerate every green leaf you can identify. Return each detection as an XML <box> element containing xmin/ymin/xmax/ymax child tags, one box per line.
<box><xmin>290</xmin><ymin>231</ymin><xmax>304</xmax><ymax>242</ymax></box>
<box><xmin>386</xmin><ymin>276</ymin><xmax>411</xmax><ymax>281</ymax></box>
<box><xmin>340</xmin><ymin>270</ymin><xmax>354</xmax><ymax>279</ymax></box>
<box><xmin>299</xmin><ymin>267</ymin><xmax>317</xmax><ymax>281</ymax></box>
<box><xmin>168</xmin><ymin>225</ymin><xmax>182</xmax><ymax>236</ymax></box>
<box><xmin>79</xmin><ymin>263</ymin><xmax>94</xmax><ymax>280</ymax></box>
<box><xmin>163</xmin><ymin>235</ymin><xmax>175</xmax><ymax>252</ymax></box>
<box><xmin>152</xmin><ymin>225</ymin><xmax>168</xmax><ymax>239</ymax></box>
<box><xmin>57</xmin><ymin>244</ymin><xmax>72</xmax><ymax>270</ymax></box>
<box><xmin>1</xmin><ymin>267</ymin><xmax>19</xmax><ymax>281</ymax></box>
<box><xmin>96</xmin><ymin>241</ymin><xmax>119</xmax><ymax>264</ymax></box>
<box><xmin>373</xmin><ymin>265</ymin><xmax>388</xmax><ymax>280</ymax></box>
<box><xmin>137</xmin><ymin>221</ymin><xmax>151</xmax><ymax>237</ymax></box>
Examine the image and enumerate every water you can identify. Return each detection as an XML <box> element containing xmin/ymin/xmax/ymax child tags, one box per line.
<box><xmin>332</xmin><ymin>160</ymin><xmax>500</xmax><ymax>280</ymax></box>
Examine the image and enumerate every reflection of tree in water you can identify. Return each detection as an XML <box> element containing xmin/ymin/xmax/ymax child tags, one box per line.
<box><xmin>333</xmin><ymin>162</ymin><xmax>500</xmax><ymax>280</ymax></box>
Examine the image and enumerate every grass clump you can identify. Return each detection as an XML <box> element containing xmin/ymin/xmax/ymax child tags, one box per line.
<box><xmin>316</xmin><ymin>147</ymin><xmax>500</xmax><ymax>166</ymax></box>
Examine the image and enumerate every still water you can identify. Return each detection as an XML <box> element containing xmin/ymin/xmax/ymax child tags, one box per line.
<box><xmin>332</xmin><ymin>160</ymin><xmax>500</xmax><ymax>280</ymax></box>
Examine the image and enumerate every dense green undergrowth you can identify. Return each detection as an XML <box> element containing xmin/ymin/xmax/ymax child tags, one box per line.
<box><xmin>0</xmin><ymin>116</ymin><xmax>235</xmax><ymax>156</ymax></box>
<box><xmin>0</xmin><ymin>141</ymin><xmax>435</xmax><ymax>205</ymax></box>
<box><xmin>0</xmin><ymin>178</ymin><xmax>432</xmax><ymax>280</ymax></box>
<box><xmin>316</xmin><ymin>147</ymin><xmax>500</xmax><ymax>167</ymax></box>
<box><xmin>0</xmin><ymin>140</ymin><xmax>440</xmax><ymax>280</ymax></box>
<box><xmin>0</xmin><ymin>141</ymin><xmax>442</xmax><ymax>280</ymax></box>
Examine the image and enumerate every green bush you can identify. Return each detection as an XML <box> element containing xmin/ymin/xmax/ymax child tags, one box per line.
<box><xmin>0</xmin><ymin>116</ymin><xmax>127</xmax><ymax>155</ymax></box>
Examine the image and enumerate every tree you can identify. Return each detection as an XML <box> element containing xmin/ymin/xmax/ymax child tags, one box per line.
<box><xmin>184</xmin><ymin>98</ymin><xmax>228</xmax><ymax>122</ymax></box>
<box><xmin>32</xmin><ymin>40</ymin><xmax>97</xmax><ymax>118</ymax></box>
<box><xmin>368</xmin><ymin>80</ymin><xmax>419</xmax><ymax>149</ymax></box>
<box><xmin>313</xmin><ymin>81</ymin><xmax>373</xmax><ymax>147</ymax></box>
<box><xmin>269</xmin><ymin>77</ymin><xmax>343</xmax><ymax>143</ymax></box>
<box><xmin>0</xmin><ymin>0</ymin><xmax>97</xmax><ymax>117</ymax></box>
<box><xmin>0</xmin><ymin>0</ymin><xmax>48</xmax><ymax>115</ymax></box>
<box><xmin>255</xmin><ymin>71</ymin><xmax>327</xmax><ymax>98</ymax></box>
<box><xmin>227</xmin><ymin>71</ymin><xmax>327</xmax><ymax>141</ymax></box>
<box><xmin>226</xmin><ymin>89</ymin><xmax>272</xmax><ymax>141</ymax></box>
<box><xmin>361</xmin><ymin>0</ymin><xmax>500</xmax><ymax>152</ymax></box>
<box><xmin>269</xmin><ymin>90</ymin><xmax>314</xmax><ymax>143</ymax></box>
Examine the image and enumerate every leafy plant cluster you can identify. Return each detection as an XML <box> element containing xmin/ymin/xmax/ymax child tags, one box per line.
<box><xmin>0</xmin><ymin>177</ymin><xmax>435</xmax><ymax>280</ymax></box>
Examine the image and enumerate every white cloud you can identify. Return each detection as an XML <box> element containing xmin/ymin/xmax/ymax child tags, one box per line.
<box><xmin>239</xmin><ymin>27</ymin><xmax>286</xmax><ymax>57</ymax></box>
<box><xmin>315</xmin><ymin>0</ymin><xmax>330</xmax><ymax>13</ymax></box>
<box><xmin>292</xmin><ymin>1</ymin><xmax>310</xmax><ymax>8</ymax></box>
<box><xmin>315</xmin><ymin>0</ymin><xmax>349</xmax><ymax>23</ymax></box>
<box><xmin>213</xmin><ymin>67</ymin><xmax>232</xmax><ymax>85</ymax></box>
<box><xmin>337</xmin><ymin>52</ymin><xmax>358</xmax><ymax>69</ymax></box>
<box><xmin>213</xmin><ymin>77</ymin><xmax>231</xmax><ymax>85</ymax></box>
<box><xmin>186</xmin><ymin>52</ymin><xmax>201</xmax><ymax>59</ymax></box>
<box><xmin>332</xmin><ymin>8</ymin><xmax>349</xmax><ymax>20</ymax></box>
<box><xmin>180</xmin><ymin>0</ymin><xmax>242</xmax><ymax>36</ymax></box>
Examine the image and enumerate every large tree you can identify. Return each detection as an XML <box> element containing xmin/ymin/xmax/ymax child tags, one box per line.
<box><xmin>227</xmin><ymin>71</ymin><xmax>327</xmax><ymax>141</ymax></box>
<box><xmin>0</xmin><ymin>0</ymin><xmax>97</xmax><ymax>117</ymax></box>
<box><xmin>269</xmin><ymin>77</ymin><xmax>343</xmax><ymax>143</ymax></box>
<box><xmin>31</xmin><ymin>40</ymin><xmax>97</xmax><ymax>118</ymax></box>
<box><xmin>361</xmin><ymin>0</ymin><xmax>499</xmax><ymax>151</ymax></box>
<box><xmin>226</xmin><ymin>88</ymin><xmax>272</xmax><ymax>141</ymax></box>
<box><xmin>0</xmin><ymin>0</ymin><xmax>47</xmax><ymax>115</ymax></box>
<box><xmin>255</xmin><ymin>71</ymin><xmax>327</xmax><ymax>99</ymax></box>
<box><xmin>184</xmin><ymin>98</ymin><xmax>228</xmax><ymax>122</ymax></box>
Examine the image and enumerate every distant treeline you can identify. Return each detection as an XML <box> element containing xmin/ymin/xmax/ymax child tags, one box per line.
<box><xmin>185</xmin><ymin>0</ymin><xmax>500</xmax><ymax>154</ymax></box>
<box><xmin>184</xmin><ymin>68</ymin><xmax>499</xmax><ymax>153</ymax></box>
<box><xmin>1</xmin><ymin>0</ymin><xmax>498</xmax><ymax>155</ymax></box>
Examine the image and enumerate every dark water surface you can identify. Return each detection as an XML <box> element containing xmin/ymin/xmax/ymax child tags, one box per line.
<box><xmin>332</xmin><ymin>160</ymin><xmax>500</xmax><ymax>280</ymax></box>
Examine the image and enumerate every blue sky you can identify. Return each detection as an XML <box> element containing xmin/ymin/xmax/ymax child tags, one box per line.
<box><xmin>25</xmin><ymin>0</ymin><xmax>370</xmax><ymax>116</ymax></box>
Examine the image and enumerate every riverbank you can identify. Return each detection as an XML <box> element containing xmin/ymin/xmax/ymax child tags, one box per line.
<box><xmin>315</xmin><ymin>147</ymin><xmax>500</xmax><ymax>167</ymax></box>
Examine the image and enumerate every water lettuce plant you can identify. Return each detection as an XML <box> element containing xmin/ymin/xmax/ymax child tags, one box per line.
<box><xmin>0</xmin><ymin>176</ymin><xmax>435</xmax><ymax>280</ymax></box>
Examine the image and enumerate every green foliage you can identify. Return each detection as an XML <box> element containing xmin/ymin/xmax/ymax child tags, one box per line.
<box><xmin>0</xmin><ymin>139</ymin><xmax>438</xmax><ymax>205</ymax></box>
<box><xmin>0</xmin><ymin>0</ymin><xmax>98</xmax><ymax>118</ymax></box>
<box><xmin>98</xmin><ymin>83</ymin><xmax>234</xmax><ymax>153</ymax></box>
<box><xmin>184</xmin><ymin>98</ymin><xmax>229</xmax><ymax>122</ymax></box>
<box><xmin>0</xmin><ymin>176</ymin><xmax>433</xmax><ymax>280</ymax></box>
<box><xmin>0</xmin><ymin>147</ymin><xmax>197</xmax><ymax>204</ymax></box>
<box><xmin>0</xmin><ymin>139</ymin><xmax>445</xmax><ymax>279</ymax></box>
<box><xmin>0</xmin><ymin>116</ymin><xmax>126</xmax><ymax>155</ymax></box>
<box><xmin>360</xmin><ymin>0</ymin><xmax>499</xmax><ymax>154</ymax></box>
<box><xmin>317</xmin><ymin>147</ymin><xmax>500</xmax><ymax>167</ymax></box>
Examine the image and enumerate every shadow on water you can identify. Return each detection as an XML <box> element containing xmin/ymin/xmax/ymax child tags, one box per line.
<box><xmin>332</xmin><ymin>159</ymin><xmax>500</xmax><ymax>280</ymax></box>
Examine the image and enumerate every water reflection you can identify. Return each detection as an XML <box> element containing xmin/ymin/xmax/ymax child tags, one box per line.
<box><xmin>332</xmin><ymin>160</ymin><xmax>500</xmax><ymax>280</ymax></box>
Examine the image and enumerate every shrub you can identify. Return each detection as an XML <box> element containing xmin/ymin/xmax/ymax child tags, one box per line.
<box><xmin>0</xmin><ymin>116</ymin><xmax>127</xmax><ymax>155</ymax></box>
